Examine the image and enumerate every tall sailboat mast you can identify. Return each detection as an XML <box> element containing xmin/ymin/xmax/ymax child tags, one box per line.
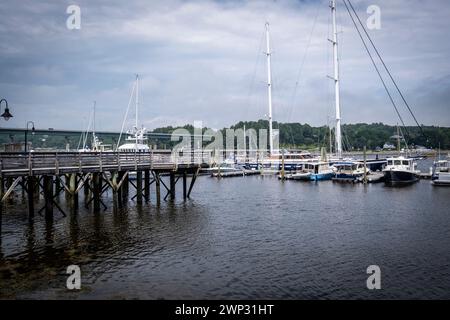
<box><xmin>331</xmin><ymin>0</ymin><xmax>342</xmax><ymax>159</ymax></box>
<box><xmin>265</xmin><ymin>22</ymin><xmax>274</xmax><ymax>156</ymax></box>
<box><xmin>135</xmin><ymin>74</ymin><xmax>139</xmax><ymax>149</ymax></box>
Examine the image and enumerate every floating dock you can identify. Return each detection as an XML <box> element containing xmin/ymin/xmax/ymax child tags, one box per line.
<box><xmin>212</xmin><ymin>169</ymin><xmax>261</xmax><ymax>178</ymax></box>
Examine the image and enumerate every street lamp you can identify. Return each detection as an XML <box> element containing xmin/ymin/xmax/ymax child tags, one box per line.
<box><xmin>0</xmin><ymin>99</ymin><xmax>13</xmax><ymax>121</ymax></box>
<box><xmin>25</xmin><ymin>121</ymin><xmax>35</xmax><ymax>152</ymax></box>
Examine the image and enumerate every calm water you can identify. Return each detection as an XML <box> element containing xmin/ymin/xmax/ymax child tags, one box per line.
<box><xmin>0</xmin><ymin>159</ymin><xmax>449</xmax><ymax>299</ymax></box>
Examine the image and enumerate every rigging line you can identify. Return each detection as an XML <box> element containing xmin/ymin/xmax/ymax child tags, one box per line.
<box><xmin>116</xmin><ymin>79</ymin><xmax>137</xmax><ymax>151</ymax></box>
<box><xmin>286</xmin><ymin>2</ymin><xmax>322</xmax><ymax>146</ymax></box>
<box><xmin>398</xmin><ymin>124</ymin><xmax>410</xmax><ymax>150</ymax></box>
<box><xmin>346</xmin><ymin>0</ymin><xmax>426</xmax><ymax>140</ymax></box>
<box><xmin>288</xmin><ymin>2</ymin><xmax>321</xmax><ymax>122</ymax></box>
<box><xmin>341</xmin><ymin>0</ymin><xmax>410</xmax><ymax>138</ymax></box>
<box><xmin>246</xmin><ymin>29</ymin><xmax>265</xmax><ymax>123</ymax></box>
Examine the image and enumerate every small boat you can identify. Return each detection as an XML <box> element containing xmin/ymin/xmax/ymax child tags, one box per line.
<box><xmin>116</xmin><ymin>75</ymin><xmax>151</xmax><ymax>180</ymax></box>
<box><xmin>382</xmin><ymin>156</ymin><xmax>420</xmax><ymax>186</ymax></box>
<box><xmin>209</xmin><ymin>163</ymin><xmax>244</xmax><ymax>176</ymax></box>
<box><xmin>332</xmin><ymin>161</ymin><xmax>370</xmax><ymax>182</ymax></box>
<box><xmin>431</xmin><ymin>159</ymin><xmax>450</xmax><ymax>186</ymax></box>
<box><xmin>285</xmin><ymin>161</ymin><xmax>334</xmax><ymax>181</ymax></box>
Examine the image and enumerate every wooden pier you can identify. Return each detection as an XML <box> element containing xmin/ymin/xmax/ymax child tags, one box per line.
<box><xmin>0</xmin><ymin>151</ymin><xmax>210</xmax><ymax>222</ymax></box>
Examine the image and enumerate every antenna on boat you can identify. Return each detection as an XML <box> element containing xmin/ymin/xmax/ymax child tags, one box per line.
<box><xmin>330</xmin><ymin>0</ymin><xmax>343</xmax><ymax>159</ymax></box>
<box><xmin>93</xmin><ymin>101</ymin><xmax>96</xmax><ymax>136</ymax></box>
<box><xmin>265</xmin><ymin>22</ymin><xmax>274</xmax><ymax>156</ymax></box>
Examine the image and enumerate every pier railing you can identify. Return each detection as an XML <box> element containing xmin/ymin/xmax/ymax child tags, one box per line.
<box><xmin>0</xmin><ymin>150</ymin><xmax>213</xmax><ymax>177</ymax></box>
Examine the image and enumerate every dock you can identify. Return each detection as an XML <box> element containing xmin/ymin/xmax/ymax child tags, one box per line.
<box><xmin>0</xmin><ymin>151</ymin><xmax>210</xmax><ymax>221</ymax></box>
<box><xmin>212</xmin><ymin>169</ymin><xmax>261</xmax><ymax>178</ymax></box>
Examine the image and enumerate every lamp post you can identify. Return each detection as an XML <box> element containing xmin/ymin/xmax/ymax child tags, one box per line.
<box><xmin>0</xmin><ymin>99</ymin><xmax>13</xmax><ymax>121</ymax></box>
<box><xmin>25</xmin><ymin>121</ymin><xmax>35</xmax><ymax>152</ymax></box>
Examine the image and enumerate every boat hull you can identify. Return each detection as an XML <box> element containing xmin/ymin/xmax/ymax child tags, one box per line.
<box><xmin>310</xmin><ymin>172</ymin><xmax>334</xmax><ymax>181</ymax></box>
<box><xmin>383</xmin><ymin>170</ymin><xmax>419</xmax><ymax>186</ymax></box>
<box><xmin>431</xmin><ymin>172</ymin><xmax>450</xmax><ymax>186</ymax></box>
<box><xmin>332</xmin><ymin>173</ymin><xmax>363</xmax><ymax>182</ymax></box>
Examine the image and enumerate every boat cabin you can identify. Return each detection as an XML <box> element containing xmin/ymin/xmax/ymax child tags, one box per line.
<box><xmin>303</xmin><ymin>162</ymin><xmax>331</xmax><ymax>174</ymax></box>
<box><xmin>434</xmin><ymin>160</ymin><xmax>449</xmax><ymax>173</ymax></box>
<box><xmin>385</xmin><ymin>156</ymin><xmax>416</xmax><ymax>171</ymax></box>
<box><xmin>333</xmin><ymin>161</ymin><xmax>366</xmax><ymax>174</ymax></box>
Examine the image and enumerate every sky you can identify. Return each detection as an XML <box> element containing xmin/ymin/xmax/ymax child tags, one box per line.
<box><xmin>0</xmin><ymin>0</ymin><xmax>449</xmax><ymax>132</ymax></box>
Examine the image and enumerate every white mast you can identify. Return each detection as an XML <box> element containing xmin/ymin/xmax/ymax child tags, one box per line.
<box><xmin>135</xmin><ymin>74</ymin><xmax>139</xmax><ymax>150</ymax></box>
<box><xmin>265</xmin><ymin>22</ymin><xmax>274</xmax><ymax>156</ymax></box>
<box><xmin>331</xmin><ymin>0</ymin><xmax>342</xmax><ymax>159</ymax></box>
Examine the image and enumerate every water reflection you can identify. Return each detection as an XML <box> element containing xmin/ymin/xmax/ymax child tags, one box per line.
<box><xmin>0</xmin><ymin>160</ymin><xmax>450</xmax><ymax>299</ymax></box>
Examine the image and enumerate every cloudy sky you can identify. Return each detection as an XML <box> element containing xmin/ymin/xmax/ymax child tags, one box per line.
<box><xmin>0</xmin><ymin>0</ymin><xmax>449</xmax><ymax>132</ymax></box>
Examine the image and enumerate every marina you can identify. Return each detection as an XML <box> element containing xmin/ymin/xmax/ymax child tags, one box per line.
<box><xmin>0</xmin><ymin>0</ymin><xmax>449</xmax><ymax>304</ymax></box>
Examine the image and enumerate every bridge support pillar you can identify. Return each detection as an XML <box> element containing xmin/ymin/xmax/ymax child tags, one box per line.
<box><xmin>43</xmin><ymin>175</ymin><xmax>54</xmax><ymax>220</ymax></box>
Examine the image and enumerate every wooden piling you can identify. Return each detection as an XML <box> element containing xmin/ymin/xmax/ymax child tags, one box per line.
<box><xmin>70</xmin><ymin>173</ymin><xmax>78</xmax><ymax>209</ymax></box>
<box><xmin>92</xmin><ymin>172</ymin><xmax>101</xmax><ymax>212</ymax></box>
<box><xmin>183</xmin><ymin>171</ymin><xmax>187</xmax><ymax>200</ymax></box>
<box><xmin>136</xmin><ymin>171</ymin><xmax>143</xmax><ymax>204</ymax></box>
<box><xmin>155</xmin><ymin>172</ymin><xmax>161</xmax><ymax>206</ymax></box>
<box><xmin>144</xmin><ymin>170</ymin><xmax>150</xmax><ymax>202</ymax></box>
<box><xmin>363</xmin><ymin>146</ymin><xmax>367</xmax><ymax>184</ymax></box>
<box><xmin>54</xmin><ymin>176</ymin><xmax>60</xmax><ymax>197</ymax></box>
<box><xmin>122</xmin><ymin>173</ymin><xmax>129</xmax><ymax>200</ymax></box>
<box><xmin>27</xmin><ymin>176</ymin><xmax>35</xmax><ymax>218</ymax></box>
<box><xmin>170</xmin><ymin>171</ymin><xmax>176</xmax><ymax>200</ymax></box>
<box><xmin>43</xmin><ymin>175</ymin><xmax>53</xmax><ymax>220</ymax></box>
<box><xmin>0</xmin><ymin>177</ymin><xmax>4</xmax><ymax>218</ymax></box>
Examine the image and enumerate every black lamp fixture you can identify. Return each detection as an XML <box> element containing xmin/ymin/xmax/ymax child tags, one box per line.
<box><xmin>0</xmin><ymin>98</ymin><xmax>13</xmax><ymax>121</ymax></box>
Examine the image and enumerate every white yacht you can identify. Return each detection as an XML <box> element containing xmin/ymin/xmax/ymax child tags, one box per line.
<box><xmin>117</xmin><ymin>74</ymin><xmax>150</xmax><ymax>153</ymax></box>
<box><xmin>382</xmin><ymin>156</ymin><xmax>420</xmax><ymax>186</ymax></box>
<box><xmin>431</xmin><ymin>159</ymin><xmax>450</xmax><ymax>186</ymax></box>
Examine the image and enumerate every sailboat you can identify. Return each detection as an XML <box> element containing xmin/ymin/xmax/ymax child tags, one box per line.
<box><xmin>117</xmin><ymin>75</ymin><xmax>150</xmax><ymax>153</ymax></box>
<box><xmin>247</xmin><ymin>22</ymin><xmax>314</xmax><ymax>173</ymax></box>
<box><xmin>78</xmin><ymin>102</ymin><xmax>110</xmax><ymax>152</ymax></box>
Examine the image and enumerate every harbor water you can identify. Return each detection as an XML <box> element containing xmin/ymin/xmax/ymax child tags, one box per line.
<box><xmin>0</xmin><ymin>159</ymin><xmax>449</xmax><ymax>299</ymax></box>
